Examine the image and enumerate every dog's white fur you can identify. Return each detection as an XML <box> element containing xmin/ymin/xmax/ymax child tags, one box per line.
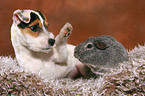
<box><xmin>11</xmin><ymin>9</ymin><xmax>78</xmax><ymax>79</ymax></box>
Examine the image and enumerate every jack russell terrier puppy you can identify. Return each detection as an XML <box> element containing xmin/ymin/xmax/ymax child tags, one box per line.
<box><xmin>11</xmin><ymin>9</ymin><xmax>81</xmax><ymax>79</ymax></box>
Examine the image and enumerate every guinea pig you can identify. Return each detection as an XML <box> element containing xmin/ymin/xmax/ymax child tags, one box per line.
<box><xmin>74</xmin><ymin>35</ymin><xmax>129</xmax><ymax>78</ymax></box>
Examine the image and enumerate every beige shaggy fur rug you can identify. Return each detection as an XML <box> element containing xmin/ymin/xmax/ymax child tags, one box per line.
<box><xmin>0</xmin><ymin>45</ymin><xmax>145</xmax><ymax>95</ymax></box>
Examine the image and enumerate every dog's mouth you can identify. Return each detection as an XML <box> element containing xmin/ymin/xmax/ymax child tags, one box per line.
<box><xmin>42</xmin><ymin>47</ymin><xmax>51</xmax><ymax>50</ymax></box>
<box><xmin>39</xmin><ymin>47</ymin><xmax>52</xmax><ymax>53</ymax></box>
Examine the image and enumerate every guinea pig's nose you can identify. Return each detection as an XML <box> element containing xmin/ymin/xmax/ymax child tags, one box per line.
<box><xmin>48</xmin><ymin>38</ymin><xmax>55</xmax><ymax>46</ymax></box>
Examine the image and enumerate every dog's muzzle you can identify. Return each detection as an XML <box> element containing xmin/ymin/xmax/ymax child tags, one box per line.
<box><xmin>42</xmin><ymin>39</ymin><xmax>55</xmax><ymax>51</ymax></box>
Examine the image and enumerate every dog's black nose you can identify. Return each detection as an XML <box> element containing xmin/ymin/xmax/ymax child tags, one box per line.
<box><xmin>48</xmin><ymin>39</ymin><xmax>55</xmax><ymax>46</ymax></box>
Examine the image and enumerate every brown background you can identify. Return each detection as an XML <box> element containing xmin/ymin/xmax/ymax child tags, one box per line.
<box><xmin>0</xmin><ymin>0</ymin><xmax>145</xmax><ymax>57</ymax></box>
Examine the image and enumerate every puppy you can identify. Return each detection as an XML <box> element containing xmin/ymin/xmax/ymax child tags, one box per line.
<box><xmin>11</xmin><ymin>9</ymin><xmax>79</xmax><ymax>79</ymax></box>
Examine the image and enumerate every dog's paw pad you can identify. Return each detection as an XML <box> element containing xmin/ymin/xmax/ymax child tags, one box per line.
<box><xmin>67</xmin><ymin>27</ymin><xmax>71</xmax><ymax>32</ymax></box>
<box><xmin>64</xmin><ymin>29</ymin><xmax>71</xmax><ymax>37</ymax></box>
<box><xmin>61</xmin><ymin>23</ymin><xmax>73</xmax><ymax>38</ymax></box>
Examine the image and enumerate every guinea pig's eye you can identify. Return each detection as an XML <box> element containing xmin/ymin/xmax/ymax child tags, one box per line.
<box><xmin>87</xmin><ymin>44</ymin><xmax>92</xmax><ymax>48</ymax></box>
<box><xmin>28</xmin><ymin>23</ymin><xmax>41</xmax><ymax>32</ymax></box>
<box><xmin>85</xmin><ymin>43</ymin><xmax>93</xmax><ymax>49</ymax></box>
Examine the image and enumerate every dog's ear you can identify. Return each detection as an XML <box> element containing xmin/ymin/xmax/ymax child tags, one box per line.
<box><xmin>12</xmin><ymin>9</ymin><xmax>31</xmax><ymax>25</ymax></box>
<box><xmin>37</xmin><ymin>10</ymin><xmax>47</xmax><ymax>20</ymax></box>
<box><xmin>37</xmin><ymin>10</ymin><xmax>49</xmax><ymax>30</ymax></box>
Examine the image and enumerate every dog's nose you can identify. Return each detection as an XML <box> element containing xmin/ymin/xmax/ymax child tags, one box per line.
<box><xmin>48</xmin><ymin>39</ymin><xmax>55</xmax><ymax>46</ymax></box>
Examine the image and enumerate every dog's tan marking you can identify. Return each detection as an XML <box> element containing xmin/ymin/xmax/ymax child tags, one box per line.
<box><xmin>20</xmin><ymin>19</ymin><xmax>42</xmax><ymax>37</ymax></box>
<box><xmin>28</xmin><ymin>19</ymin><xmax>42</xmax><ymax>28</ymax></box>
<box><xmin>44</xmin><ymin>21</ymin><xmax>49</xmax><ymax>30</ymax></box>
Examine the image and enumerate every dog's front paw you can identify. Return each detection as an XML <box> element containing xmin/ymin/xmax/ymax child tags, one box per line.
<box><xmin>63</xmin><ymin>23</ymin><xmax>73</xmax><ymax>37</ymax></box>
<box><xmin>59</xmin><ymin>23</ymin><xmax>73</xmax><ymax>39</ymax></box>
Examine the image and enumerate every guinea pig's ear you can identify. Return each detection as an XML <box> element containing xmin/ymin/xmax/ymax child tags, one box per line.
<box><xmin>94</xmin><ymin>40</ymin><xmax>108</xmax><ymax>50</ymax></box>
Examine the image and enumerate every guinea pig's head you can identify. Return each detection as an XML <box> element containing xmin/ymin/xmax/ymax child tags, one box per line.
<box><xmin>74</xmin><ymin>35</ymin><xmax>128</xmax><ymax>69</ymax></box>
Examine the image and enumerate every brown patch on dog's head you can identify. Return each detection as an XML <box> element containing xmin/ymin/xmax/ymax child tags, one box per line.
<box><xmin>20</xmin><ymin>19</ymin><xmax>43</xmax><ymax>37</ymax></box>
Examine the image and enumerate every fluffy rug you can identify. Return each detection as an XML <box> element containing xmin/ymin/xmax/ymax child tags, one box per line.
<box><xmin>0</xmin><ymin>45</ymin><xmax>145</xmax><ymax>95</ymax></box>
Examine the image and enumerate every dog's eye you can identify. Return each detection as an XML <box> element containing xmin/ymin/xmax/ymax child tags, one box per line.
<box><xmin>28</xmin><ymin>23</ymin><xmax>41</xmax><ymax>32</ymax></box>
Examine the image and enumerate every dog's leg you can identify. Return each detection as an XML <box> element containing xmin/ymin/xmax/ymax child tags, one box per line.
<box><xmin>54</xmin><ymin>23</ymin><xmax>73</xmax><ymax>63</ymax></box>
<box><xmin>55</xmin><ymin>23</ymin><xmax>72</xmax><ymax>44</ymax></box>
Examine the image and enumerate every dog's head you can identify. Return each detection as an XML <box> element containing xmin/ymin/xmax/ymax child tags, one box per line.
<box><xmin>11</xmin><ymin>9</ymin><xmax>55</xmax><ymax>53</ymax></box>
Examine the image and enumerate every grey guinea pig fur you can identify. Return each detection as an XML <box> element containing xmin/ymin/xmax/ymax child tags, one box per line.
<box><xmin>74</xmin><ymin>35</ymin><xmax>129</xmax><ymax>78</ymax></box>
